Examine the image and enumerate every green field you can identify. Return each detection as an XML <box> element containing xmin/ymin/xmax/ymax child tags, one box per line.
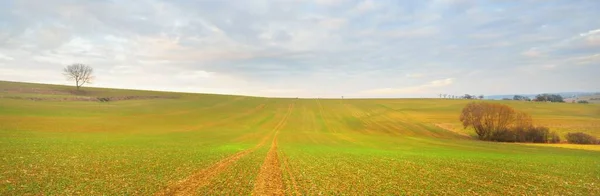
<box><xmin>1</xmin><ymin>81</ymin><xmax>599</xmax><ymax>195</ymax></box>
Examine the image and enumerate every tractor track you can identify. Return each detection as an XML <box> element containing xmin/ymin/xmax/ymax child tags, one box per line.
<box><xmin>177</xmin><ymin>103</ymin><xmax>266</xmax><ymax>132</ymax></box>
<box><xmin>252</xmin><ymin>103</ymin><xmax>295</xmax><ymax>196</ymax></box>
<box><xmin>155</xmin><ymin>103</ymin><xmax>293</xmax><ymax>196</ymax></box>
<box><xmin>280</xmin><ymin>150</ymin><xmax>300</xmax><ymax>196</ymax></box>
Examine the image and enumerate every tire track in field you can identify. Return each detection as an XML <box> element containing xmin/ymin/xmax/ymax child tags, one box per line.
<box><xmin>315</xmin><ymin>99</ymin><xmax>336</xmax><ymax>133</ymax></box>
<box><xmin>161</xmin><ymin>97</ymin><xmax>248</xmax><ymax>116</ymax></box>
<box><xmin>177</xmin><ymin>103</ymin><xmax>266</xmax><ymax>132</ymax></box>
<box><xmin>315</xmin><ymin>100</ymin><xmax>360</xmax><ymax>144</ymax></box>
<box><xmin>252</xmin><ymin>103</ymin><xmax>295</xmax><ymax>196</ymax></box>
<box><xmin>154</xmin><ymin>104</ymin><xmax>290</xmax><ymax>196</ymax></box>
<box><xmin>279</xmin><ymin>151</ymin><xmax>300</xmax><ymax>196</ymax></box>
<box><xmin>123</xmin><ymin>97</ymin><xmax>247</xmax><ymax>118</ymax></box>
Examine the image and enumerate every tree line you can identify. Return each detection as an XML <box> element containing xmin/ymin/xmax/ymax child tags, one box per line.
<box><xmin>507</xmin><ymin>94</ymin><xmax>565</xmax><ymax>102</ymax></box>
<box><xmin>439</xmin><ymin>94</ymin><xmax>484</xmax><ymax>99</ymax></box>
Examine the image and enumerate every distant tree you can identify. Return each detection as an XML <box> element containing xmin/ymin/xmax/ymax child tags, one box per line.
<box><xmin>478</xmin><ymin>95</ymin><xmax>484</xmax><ymax>99</ymax></box>
<box><xmin>513</xmin><ymin>95</ymin><xmax>531</xmax><ymax>101</ymax></box>
<box><xmin>514</xmin><ymin>95</ymin><xmax>523</xmax><ymax>100</ymax></box>
<box><xmin>464</xmin><ymin>94</ymin><xmax>474</xmax><ymax>99</ymax></box>
<box><xmin>534</xmin><ymin>94</ymin><xmax>564</xmax><ymax>102</ymax></box>
<box><xmin>577</xmin><ymin>100</ymin><xmax>589</xmax><ymax>104</ymax></box>
<box><xmin>63</xmin><ymin>64</ymin><xmax>93</xmax><ymax>90</ymax></box>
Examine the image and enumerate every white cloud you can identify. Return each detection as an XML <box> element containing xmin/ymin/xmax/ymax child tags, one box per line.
<box><xmin>522</xmin><ymin>48</ymin><xmax>542</xmax><ymax>57</ymax></box>
<box><xmin>1</xmin><ymin>0</ymin><xmax>599</xmax><ymax>97</ymax></box>
<box><xmin>0</xmin><ymin>53</ymin><xmax>14</xmax><ymax>61</ymax></box>
<box><xmin>354</xmin><ymin>0</ymin><xmax>377</xmax><ymax>13</ymax></box>
<box><xmin>318</xmin><ymin>18</ymin><xmax>347</xmax><ymax>29</ymax></box>
<box><xmin>579</xmin><ymin>29</ymin><xmax>600</xmax><ymax>37</ymax></box>
<box><xmin>314</xmin><ymin>0</ymin><xmax>345</xmax><ymax>6</ymax></box>
<box><xmin>362</xmin><ymin>78</ymin><xmax>455</xmax><ymax>95</ymax></box>
<box><xmin>406</xmin><ymin>73</ymin><xmax>424</xmax><ymax>78</ymax></box>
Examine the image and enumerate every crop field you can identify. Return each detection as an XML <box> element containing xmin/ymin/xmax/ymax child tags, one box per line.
<box><xmin>1</xmin><ymin>81</ymin><xmax>599</xmax><ymax>195</ymax></box>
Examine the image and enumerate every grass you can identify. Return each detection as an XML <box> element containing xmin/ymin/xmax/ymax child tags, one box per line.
<box><xmin>1</xmin><ymin>80</ymin><xmax>599</xmax><ymax>195</ymax></box>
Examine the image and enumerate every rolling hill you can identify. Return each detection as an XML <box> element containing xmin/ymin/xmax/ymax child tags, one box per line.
<box><xmin>1</xmin><ymin>80</ymin><xmax>599</xmax><ymax>195</ymax></box>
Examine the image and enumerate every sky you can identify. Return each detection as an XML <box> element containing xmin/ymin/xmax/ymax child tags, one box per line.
<box><xmin>0</xmin><ymin>0</ymin><xmax>599</xmax><ymax>98</ymax></box>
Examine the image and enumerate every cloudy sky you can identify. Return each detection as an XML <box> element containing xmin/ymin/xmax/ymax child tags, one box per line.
<box><xmin>0</xmin><ymin>0</ymin><xmax>598</xmax><ymax>98</ymax></box>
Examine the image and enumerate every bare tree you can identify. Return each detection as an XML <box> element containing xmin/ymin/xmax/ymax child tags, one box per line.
<box><xmin>460</xmin><ymin>102</ymin><xmax>516</xmax><ymax>140</ymax></box>
<box><xmin>63</xmin><ymin>64</ymin><xmax>93</xmax><ymax>90</ymax></box>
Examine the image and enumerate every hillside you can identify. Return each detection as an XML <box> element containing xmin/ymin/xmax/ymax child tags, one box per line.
<box><xmin>1</xmin><ymin>81</ymin><xmax>599</xmax><ymax>195</ymax></box>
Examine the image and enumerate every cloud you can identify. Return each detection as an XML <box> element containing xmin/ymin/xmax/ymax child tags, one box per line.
<box><xmin>318</xmin><ymin>18</ymin><xmax>347</xmax><ymax>29</ymax></box>
<box><xmin>406</xmin><ymin>73</ymin><xmax>424</xmax><ymax>78</ymax></box>
<box><xmin>362</xmin><ymin>78</ymin><xmax>454</xmax><ymax>95</ymax></box>
<box><xmin>0</xmin><ymin>0</ymin><xmax>599</xmax><ymax>97</ymax></box>
<box><xmin>314</xmin><ymin>0</ymin><xmax>345</xmax><ymax>6</ymax></box>
<box><xmin>522</xmin><ymin>48</ymin><xmax>542</xmax><ymax>57</ymax></box>
<box><xmin>579</xmin><ymin>29</ymin><xmax>600</xmax><ymax>37</ymax></box>
<box><xmin>0</xmin><ymin>52</ymin><xmax>14</xmax><ymax>61</ymax></box>
<box><xmin>354</xmin><ymin>0</ymin><xmax>377</xmax><ymax>13</ymax></box>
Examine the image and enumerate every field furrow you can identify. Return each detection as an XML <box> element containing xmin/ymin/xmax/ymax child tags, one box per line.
<box><xmin>252</xmin><ymin>104</ymin><xmax>294</xmax><ymax>196</ymax></box>
<box><xmin>155</xmin><ymin>104</ymin><xmax>294</xmax><ymax>195</ymax></box>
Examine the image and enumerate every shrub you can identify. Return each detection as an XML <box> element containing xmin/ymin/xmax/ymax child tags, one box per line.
<box><xmin>460</xmin><ymin>102</ymin><xmax>558</xmax><ymax>143</ymax></box>
<box><xmin>97</xmin><ymin>97</ymin><xmax>111</xmax><ymax>102</ymax></box>
<box><xmin>526</xmin><ymin>126</ymin><xmax>549</xmax><ymax>143</ymax></box>
<box><xmin>549</xmin><ymin>131</ymin><xmax>561</xmax><ymax>143</ymax></box>
<box><xmin>565</xmin><ymin>132</ymin><xmax>598</xmax><ymax>144</ymax></box>
<box><xmin>577</xmin><ymin>100</ymin><xmax>589</xmax><ymax>104</ymax></box>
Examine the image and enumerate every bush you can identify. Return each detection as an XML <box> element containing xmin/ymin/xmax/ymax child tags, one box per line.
<box><xmin>577</xmin><ymin>100</ymin><xmax>589</xmax><ymax>104</ymax></box>
<box><xmin>460</xmin><ymin>102</ymin><xmax>559</xmax><ymax>143</ymax></box>
<box><xmin>565</xmin><ymin>132</ymin><xmax>598</xmax><ymax>144</ymax></box>
<box><xmin>549</xmin><ymin>131</ymin><xmax>560</xmax><ymax>143</ymax></box>
<box><xmin>526</xmin><ymin>126</ymin><xmax>549</xmax><ymax>143</ymax></box>
<box><xmin>97</xmin><ymin>97</ymin><xmax>111</xmax><ymax>102</ymax></box>
<box><xmin>487</xmin><ymin>126</ymin><xmax>554</xmax><ymax>143</ymax></box>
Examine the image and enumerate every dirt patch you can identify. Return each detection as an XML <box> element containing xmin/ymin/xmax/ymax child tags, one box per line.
<box><xmin>0</xmin><ymin>88</ymin><xmax>71</xmax><ymax>95</ymax></box>
<box><xmin>1</xmin><ymin>87</ymin><xmax>178</xmax><ymax>102</ymax></box>
<box><xmin>0</xmin><ymin>95</ymin><xmax>178</xmax><ymax>102</ymax></box>
<box><xmin>252</xmin><ymin>139</ymin><xmax>285</xmax><ymax>196</ymax></box>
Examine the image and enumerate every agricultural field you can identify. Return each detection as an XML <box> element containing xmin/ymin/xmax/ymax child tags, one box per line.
<box><xmin>1</xmin><ymin>81</ymin><xmax>599</xmax><ymax>195</ymax></box>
